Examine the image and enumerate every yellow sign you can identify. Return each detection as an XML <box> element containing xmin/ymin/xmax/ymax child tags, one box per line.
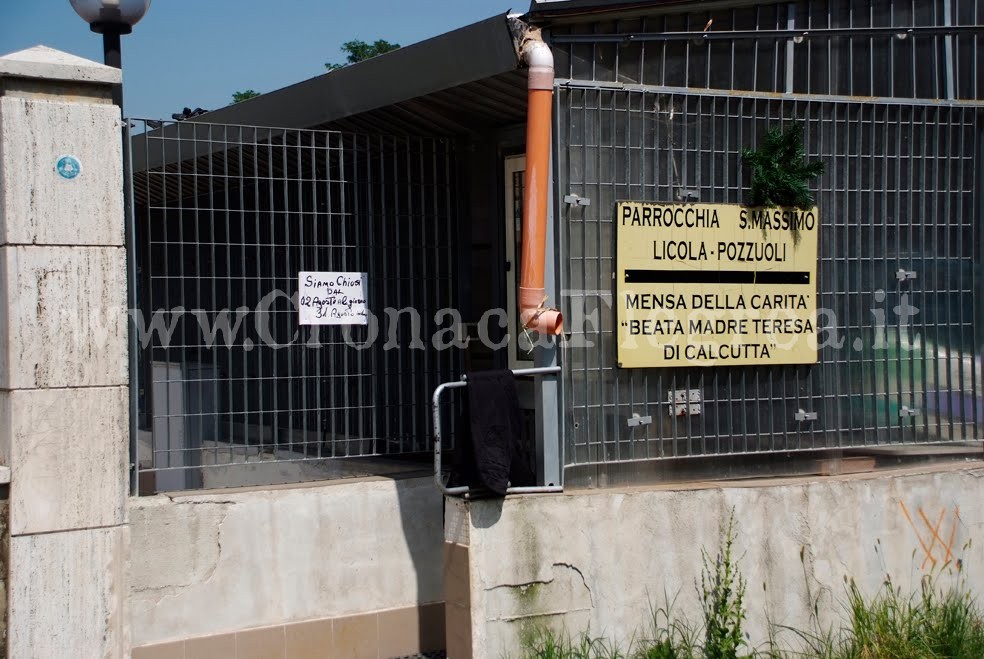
<box><xmin>616</xmin><ymin>202</ymin><xmax>818</xmax><ymax>368</ymax></box>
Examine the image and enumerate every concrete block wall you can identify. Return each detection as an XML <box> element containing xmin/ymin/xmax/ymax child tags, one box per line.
<box><xmin>0</xmin><ymin>46</ymin><xmax>129</xmax><ymax>657</ymax></box>
<box><xmin>129</xmin><ymin>475</ymin><xmax>446</xmax><ymax>658</ymax></box>
<box><xmin>448</xmin><ymin>464</ymin><xmax>984</xmax><ymax>659</ymax></box>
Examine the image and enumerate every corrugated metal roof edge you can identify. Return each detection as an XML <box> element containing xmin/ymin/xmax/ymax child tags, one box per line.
<box><xmin>527</xmin><ymin>0</ymin><xmax>787</xmax><ymax>21</ymax></box>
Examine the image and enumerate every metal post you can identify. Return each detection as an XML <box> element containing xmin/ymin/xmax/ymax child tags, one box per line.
<box><xmin>942</xmin><ymin>0</ymin><xmax>956</xmax><ymax>100</ymax></box>
<box><xmin>124</xmin><ymin>120</ymin><xmax>139</xmax><ymax>494</ymax></box>
<box><xmin>101</xmin><ymin>30</ymin><xmax>124</xmax><ymax>108</ymax></box>
<box><xmin>536</xmin><ymin>136</ymin><xmax>563</xmax><ymax>488</ymax></box>
<box><xmin>784</xmin><ymin>4</ymin><xmax>796</xmax><ymax>94</ymax></box>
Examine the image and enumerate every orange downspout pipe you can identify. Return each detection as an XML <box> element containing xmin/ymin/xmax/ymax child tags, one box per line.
<box><xmin>519</xmin><ymin>31</ymin><xmax>563</xmax><ymax>336</ymax></box>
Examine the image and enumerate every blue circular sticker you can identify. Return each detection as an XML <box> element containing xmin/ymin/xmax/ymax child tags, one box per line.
<box><xmin>56</xmin><ymin>155</ymin><xmax>81</xmax><ymax>180</ymax></box>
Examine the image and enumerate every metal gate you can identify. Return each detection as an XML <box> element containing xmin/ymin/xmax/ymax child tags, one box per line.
<box><xmin>551</xmin><ymin>0</ymin><xmax>983</xmax><ymax>477</ymax></box>
<box><xmin>127</xmin><ymin>120</ymin><xmax>460</xmax><ymax>492</ymax></box>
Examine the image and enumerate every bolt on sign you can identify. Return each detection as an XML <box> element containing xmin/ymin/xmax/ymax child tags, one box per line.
<box><xmin>615</xmin><ymin>202</ymin><xmax>818</xmax><ymax>368</ymax></box>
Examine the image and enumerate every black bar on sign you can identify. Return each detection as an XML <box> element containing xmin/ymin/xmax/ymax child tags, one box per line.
<box><xmin>624</xmin><ymin>270</ymin><xmax>811</xmax><ymax>285</ymax></box>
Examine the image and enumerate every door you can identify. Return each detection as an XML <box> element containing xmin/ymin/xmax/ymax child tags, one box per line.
<box><xmin>504</xmin><ymin>155</ymin><xmax>535</xmax><ymax>370</ymax></box>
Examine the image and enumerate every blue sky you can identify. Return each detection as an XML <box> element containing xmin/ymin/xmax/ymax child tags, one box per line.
<box><xmin>1</xmin><ymin>0</ymin><xmax>515</xmax><ymax>119</ymax></box>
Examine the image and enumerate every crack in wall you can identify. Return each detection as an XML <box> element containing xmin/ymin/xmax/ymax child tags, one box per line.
<box><xmin>552</xmin><ymin>562</ymin><xmax>594</xmax><ymax>608</ymax></box>
<box><xmin>486</xmin><ymin>578</ymin><xmax>553</xmax><ymax>593</ymax></box>
<box><xmin>165</xmin><ymin>496</ymin><xmax>239</xmax><ymax>506</ymax></box>
<box><xmin>484</xmin><ymin>562</ymin><xmax>594</xmax><ymax>623</ymax></box>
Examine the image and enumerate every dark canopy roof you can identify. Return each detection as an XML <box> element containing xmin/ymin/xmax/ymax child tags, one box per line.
<box><xmin>131</xmin><ymin>13</ymin><xmax>526</xmax><ymax>171</ymax></box>
<box><xmin>187</xmin><ymin>13</ymin><xmax>521</xmax><ymax>130</ymax></box>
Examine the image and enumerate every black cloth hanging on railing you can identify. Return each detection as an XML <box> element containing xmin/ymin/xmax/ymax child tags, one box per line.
<box><xmin>453</xmin><ymin>370</ymin><xmax>535</xmax><ymax>496</ymax></box>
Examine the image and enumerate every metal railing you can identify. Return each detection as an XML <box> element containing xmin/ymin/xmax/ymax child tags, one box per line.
<box><xmin>552</xmin><ymin>0</ymin><xmax>984</xmax><ymax>479</ymax></box>
<box><xmin>432</xmin><ymin>366</ymin><xmax>563</xmax><ymax>496</ymax></box>
<box><xmin>126</xmin><ymin>119</ymin><xmax>461</xmax><ymax>492</ymax></box>
<box><xmin>550</xmin><ymin>0</ymin><xmax>982</xmax><ymax>101</ymax></box>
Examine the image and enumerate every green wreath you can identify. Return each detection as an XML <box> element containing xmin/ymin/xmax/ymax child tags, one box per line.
<box><xmin>741</xmin><ymin>122</ymin><xmax>824</xmax><ymax>210</ymax></box>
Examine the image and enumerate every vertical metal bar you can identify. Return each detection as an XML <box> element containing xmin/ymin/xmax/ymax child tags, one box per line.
<box><xmin>854</xmin><ymin>103</ymin><xmax>873</xmax><ymax>444</ymax></box>
<box><xmin>406</xmin><ymin>137</ymin><xmax>418</xmax><ymax>451</ymax></box>
<box><xmin>827</xmin><ymin>2</ymin><xmax>834</xmax><ymax>95</ymax></box>
<box><xmin>834</xmin><ymin>101</ymin><xmax>849</xmax><ymax>446</ymax></box>
<box><xmin>886</xmin><ymin>105</ymin><xmax>904</xmax><ymax>443</ymax></box>
<box><xmin>270</xmin><ymin>130</ymin><xmax>287</xmax><ymax>451</ymax></box>
<box><xmin>222</xmin><ymin>124</ymin><xmax>234</xmax><ymax>464</ymax></box>
<box><xmin>280</xmin><ymin>133</ymin><xmax>290</xmax><ymax>445</ymax></box>
<box><xmin>252</xmin><ymin>127</ymin><xmax>265</xmax><ymax>459</ymax></box>
<box><xmin>952</xmin><ymin>109</ymin><xmax>968</xmax><ymax>438</ymax></box>
<box><xmin>207</xmin><ymin>123</ymin><xmax>220</xmax><ymax>470</ymax></box>
<box><xmin>154</xmin><ymin>124</ymin><xmax>169</xmax><ymax>480</ymax></box>
<box><xmin>578</xmin><ymin>89</ymin><xmax>589</xmax><ymax>462</ymax></box>
<box><xmin>944</xmin><ymin>0</ymin><xmax>956</xmax><ymax>100</ymax></box>
<box><xmin>939</xmin><ymin>107</ymin><xmax>956</xmax><ymax>440</ymax></box>
<box><xmin>347</xmin><ymin>133</ymin><xmax>361</xmax><ymax>446</ymax></box>
<box><xmin>869</xmin><ymin>105</ymin><xmax>886</xmax><ymax>442</ymax></box>
<box><xmin>341</xmin><ymin>129</ymin><xmax>354</xmax><ymax>452</ymax></box>
<box><xmin>189</xmin><ymin>121</ymin><xmax>203</xmax><ymax>485</ymax></box>
<box><xmin>237</xmin><ymin>126</ymin><xmax>249</xmax><ymax>464</ymax></box>
<box><xmin>324</xmin><ymin>132</ymin><xmax>336</xmax><ymax>458</ymax></box>
<box><xmin>723</xmin><ymin>95</ymin><xmax>734</xmax><ymax>452</ymax></box>
<box><xmin>974</xmin><ymin>109</ymin><xmax>983</xmax><ymax>436</ymax></box>
<box><xmin>848</xmin><ymin>1</ymin><xmax>856</xmax><ymax>95</ymax></box>
<box><xmin>366</xmin><ymin>134</ymin><xmax>379</xmax><ymax>448</ymax></box>
<box><xmin>137</xmin><ymin>122</ymin><xmax>152</xmax><ymax>493</ymax></box>
<box><xmin>378</xmin><ymin>135</ymin><xmax>391</xmax><ymax>453</ymax></box>
<box><xmin>301</xmin><ymin>130</ymin><xmax>314</xmax><ymax>456</ymax></box>
<box><xmin>868</xmin><ymin>1</ymin><xmax>875</xmax><ymax>97</ymax></box>
<box><xmin>785</xmin><ymin>3</ymin><xmax>796</xmax><ymax>94</ymax></box>
<box><xmin>326</xmin><ymin>135</ymin><xmax>338</xmax><ymax>456</ymax></box>
<box><xmin>626</xmin><ymin>90</ymin><xmax>638</xmax><ymax>459</ymax></box>
<box><xmin>889</xmin><ymin>0</ymin><xmax>896</xmax><ymax>98</ymax></box>
<box><xmin>912</xmin><ymin>107</ymin><xmax>930</xmax><ymax>441</ymax></box>
<box><xmin>443</xmin><ymin>140</ymin><xmax>457</xmax><ymax>449</ymax></box>
<box><xmin>174</xmin><ymin>122</ymin><xmax>188</xmax><ymax>476</ymax></box>
<box><xmin>539</xmin><ymin>127</ymin><xmax>563</xmax><ymax>485</ymax></box>
<box><xmin>896</xmin><ymin>104</ymin><xmax>913</xmax><ymax>443</ymax></box>
<box><xmin>123</xmin><ymin>119</ymin><xmax>139</xmax><ymax>495</ymax></box>
<box><xmin>911</xmin><ymin>0</ymin><xmax>919</xmax><ymax>98</ymax></box>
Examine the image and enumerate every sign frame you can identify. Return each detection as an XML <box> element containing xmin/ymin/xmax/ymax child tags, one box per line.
<box><xmin>614</xmin><ymin>201</ymin><xmax>819</xmax><ymax>369</ymax></box>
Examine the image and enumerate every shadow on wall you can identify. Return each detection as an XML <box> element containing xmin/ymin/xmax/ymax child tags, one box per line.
<box><xmin>394</xmin><ymin>473</ymin><xmax>449</xmax><ymax>655</ymax></box>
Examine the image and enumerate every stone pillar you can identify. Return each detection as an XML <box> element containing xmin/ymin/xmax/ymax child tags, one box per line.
<box><xmin>0</xmin><ymin>46</ymin><xmax>129</xmax><ymax>657</ymax></box>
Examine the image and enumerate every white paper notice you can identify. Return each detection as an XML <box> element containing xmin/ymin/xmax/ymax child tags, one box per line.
<box><xmin>298</xmin><ymin>272</ymin><xmax>368</xmax><ymax>325</ymax></box>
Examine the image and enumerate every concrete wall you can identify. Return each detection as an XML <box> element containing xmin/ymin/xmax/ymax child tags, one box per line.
<box><xmin>449</xmin><ymin>463</ymin><xmax>984</xmax><ymax>658</ymax></box>
<box><xmin>129</xmin><ymin>475</ymin><xmax>445</xmax><ymax>649</ymax></box>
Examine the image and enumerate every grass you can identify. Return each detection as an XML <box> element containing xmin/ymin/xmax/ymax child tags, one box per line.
<box><xmin>521</xmin><ymin>576</ymin><xmax>984</xmax><ymax>659</ymax></box>
<box><xmin>519</xmin><ymin>515</ymin><xmax>984</xmax><ymax>659</ymax></box>
<box><xmin>520</xmin><ymin>626</ymin><xmax>628</xmax><ymax>659</ymax></box>
<box><xmin>786</xmin><ymin>574</ymin><xmax>984</xmax><ymax>659</ymax></box>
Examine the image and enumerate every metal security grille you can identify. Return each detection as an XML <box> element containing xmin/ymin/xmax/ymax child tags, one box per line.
<box><xmin>551</xmin><ymin>0</ymin><xmax>981</xmax><ymax>101</ymax></box>
<box><xmin>553</xmin><ymin>0</ymin><xmax>983</xmax><ymax>472</ymax></box>
<box><xmin>127</xmin><ymin>120</ymin><xmax>459</xmax><ymax>492</ymax></box>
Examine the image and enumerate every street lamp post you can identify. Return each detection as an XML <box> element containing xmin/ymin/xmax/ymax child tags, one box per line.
<box><xmin>69</xmin><ymin>0</ymin><xmax>151</xmax><ymax>109</ymax></box>
<box><xmin>70</xmin><ymin>1</ymin><xmax>151</xmax><ymax>495</ymax></box>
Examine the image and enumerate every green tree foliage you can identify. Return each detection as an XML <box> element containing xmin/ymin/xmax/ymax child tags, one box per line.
<box><xmin>325</xmin><ymin>39</ymin><xmax>401</xmax><ymax>70</ymax></box>
<box><xmin>231</xmin><ymin>90</ymin><xmax>260</xmax><ymax>103</ymax></box>
<box><xmin>741</xmin><ymin>122</ymin><xmax>825</xmax><ymax>209</ymax></box>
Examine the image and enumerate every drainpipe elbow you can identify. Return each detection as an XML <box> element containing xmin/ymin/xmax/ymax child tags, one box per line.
<box><xmin>520</xmin><ymin>286</ymin><xmax>564</xmax><ymax>336</ymax></box>
<box><xmin>522</xmin><ymin>37</ymin><xmax>554</xmax><ymax>91</ymax></box>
